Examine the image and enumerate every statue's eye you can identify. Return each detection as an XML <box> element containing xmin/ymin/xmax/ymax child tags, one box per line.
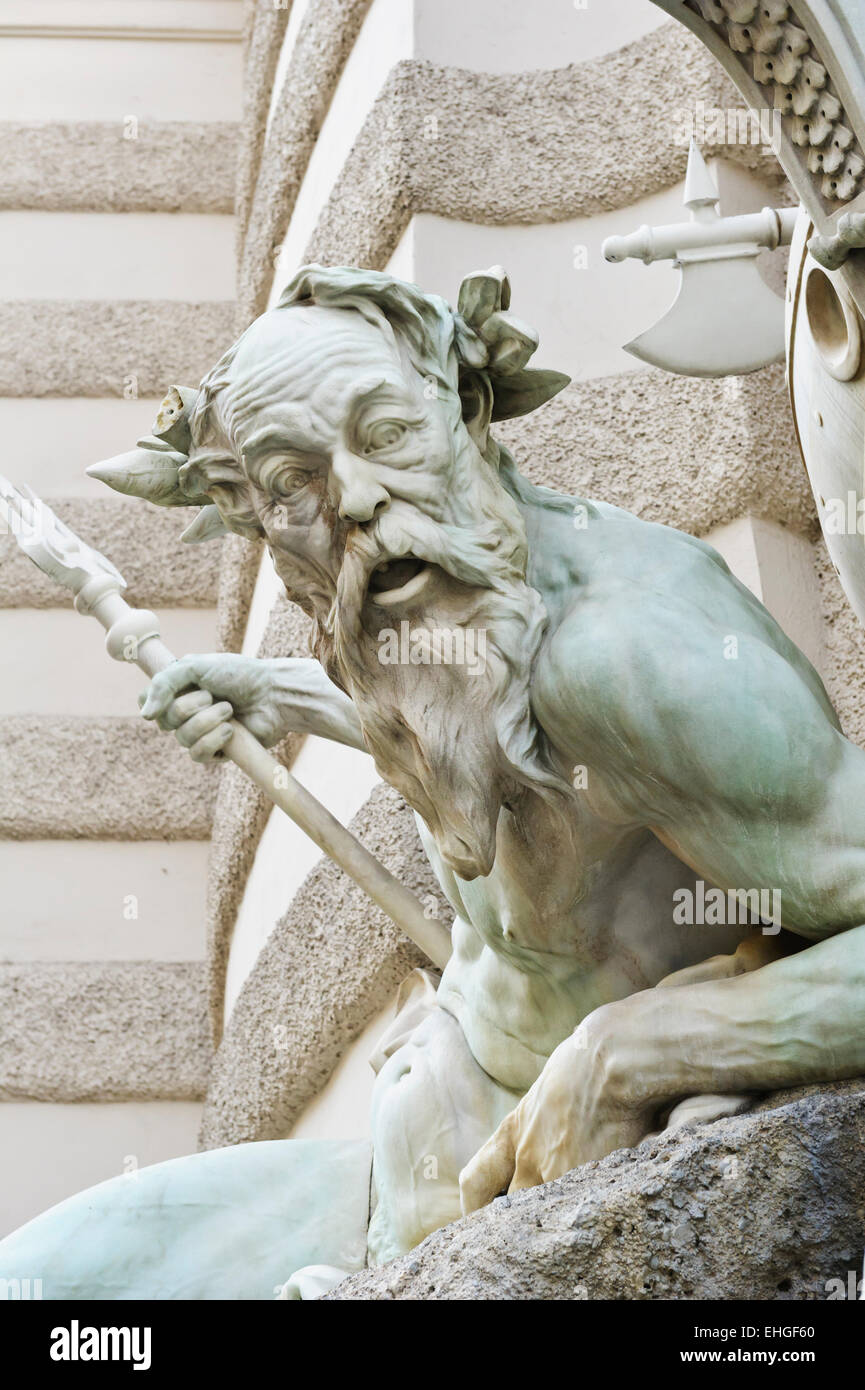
<box><xmin>258</xmin><ymin>457</ymin><xmax>313</xmax><ymax>498</ymax></box>
<box><xmin>274</xmin><ymin>469</ymin><xmax>311</xmax><ymax>497</ymax></box>
<box><xmin>365</xmin><ymin>420</ymin><xmax>407</xmax><ymax>453</ymax></box>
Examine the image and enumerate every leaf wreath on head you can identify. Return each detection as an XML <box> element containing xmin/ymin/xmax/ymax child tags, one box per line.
<box><xmin>87</xmin><ymin>264</ymin><xmax>570</xmax><ymax>540</ymax></box>
<box><xmin>452</xmin><ymin>265</ymin><xmax>569</xmax><ymax>422</ymax></box>
<box><xmin>86</xmin><ymin>385</ymin><xmax>238</xmax><ymax>545</ymax></box>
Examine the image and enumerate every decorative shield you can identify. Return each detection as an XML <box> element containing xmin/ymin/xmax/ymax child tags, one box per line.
<box><xmin>653</xmin><ymin>1</ymin><xmax>865</xmax><ymax>625</ymax></box>
<box><xmin>652</xmin><ymin>3</ymin><xmax>865</xmax><ymax>313</ymax></box>
<box><xmin>786</xmin><ymin>204</ymin><xmax>865</xmax><ymax>625</ymax></box>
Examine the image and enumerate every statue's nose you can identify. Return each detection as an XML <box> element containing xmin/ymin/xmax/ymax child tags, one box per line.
<box><xmin>332</xmin><ymin>450</ymin><xmax>390</xmax><ymax>523</ymax></box>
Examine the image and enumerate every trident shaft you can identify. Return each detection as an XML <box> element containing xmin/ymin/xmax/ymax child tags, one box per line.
<box><xmin>0</xmin><ymin>477</ymin><xmax>452</xmax><ymax>970</ymax></box>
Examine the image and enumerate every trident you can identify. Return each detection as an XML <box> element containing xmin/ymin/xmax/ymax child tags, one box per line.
<box><xmin>0</xmin><ymin>477</ymin><xmax>452</xmax><ymax>969</ymax></box>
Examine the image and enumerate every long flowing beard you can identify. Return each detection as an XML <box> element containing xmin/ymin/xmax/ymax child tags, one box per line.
<box><xmin>316</xmin><ymin>498</ymin><xmax>574</xmax><ymax>880</ymax></box>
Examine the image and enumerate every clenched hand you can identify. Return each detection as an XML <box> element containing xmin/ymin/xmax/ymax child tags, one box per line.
<box><xmin>459</xmin><ymin>1004</ymin><xmax>655</xmax><ymax>1214</ymax></box>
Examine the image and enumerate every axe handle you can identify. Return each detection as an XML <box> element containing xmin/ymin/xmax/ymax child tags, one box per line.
<box><xmin>75</xmin><ymin>577</ymin><xmax>453</xmax><ymax>970</ymax></box>
<box><xmin>603</xmin><ymin>206</ymin><xmax>797</xmax><ymax>265</ymax></box>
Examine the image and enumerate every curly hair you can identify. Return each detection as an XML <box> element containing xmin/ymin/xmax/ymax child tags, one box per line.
<box><xmin>184</xmin><ymin>262</ymin><xmax>568</xmax><ymax>535</ymax></box>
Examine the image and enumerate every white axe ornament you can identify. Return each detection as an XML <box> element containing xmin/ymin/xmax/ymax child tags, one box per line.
<box><xmin>602</xmin><ymin>141</ymin><xmax>798</xmax><ymax>377</ymax></box>
<box><xmin>0</xmin><ymin>477</ymin><xmax>452</xmax><ymax>970</ymax></box>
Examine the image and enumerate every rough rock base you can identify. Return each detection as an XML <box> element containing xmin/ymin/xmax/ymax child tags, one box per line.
<box><xmin>327</xmin><ymin>1081</ymin><xmax>865</xmax><ymax>1300</ymax></box>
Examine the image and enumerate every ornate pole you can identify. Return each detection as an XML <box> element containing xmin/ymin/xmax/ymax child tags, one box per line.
<box><xmin>0</xmin><ymin>477</ymin><xmax>452</xmax><ymax>969</ymax></box>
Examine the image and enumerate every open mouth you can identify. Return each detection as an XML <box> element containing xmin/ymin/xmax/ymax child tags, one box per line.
<box><xmin>367</xmin><ymin>556</ymin><xmax>431</xmax><ymax>606</ymax></box>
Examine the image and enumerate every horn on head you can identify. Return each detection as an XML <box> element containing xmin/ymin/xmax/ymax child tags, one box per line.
<box><xmin>180</xmin><ymin>504</ymin><xmax>231</xmax><ymax>544</ymax></box>
<box><xmin>86</xmin><ymin>443</ymin><xmax>192</xmax><ymax>507</ymax></box>
<box><xmin>86</xmin><ymin>384</ymin><xmax>205</xmax><ymax>507</ymax></box>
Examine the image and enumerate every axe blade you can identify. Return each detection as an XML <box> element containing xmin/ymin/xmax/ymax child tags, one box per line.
<box><xmin>625</xmin><ymin>256</ymin><xmax>786</xmax><ymax>377</ymax></box>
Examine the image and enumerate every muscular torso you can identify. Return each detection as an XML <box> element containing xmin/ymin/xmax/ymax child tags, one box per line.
<box><xmin>418</xmin><ymin>496</ymin><xmax>861</xmax><ymax>1093</ymax></box>
<box><xmin>425</xmin><ymin>805</ymin><xmax>747</xmax><ymax>1092</ymax></box>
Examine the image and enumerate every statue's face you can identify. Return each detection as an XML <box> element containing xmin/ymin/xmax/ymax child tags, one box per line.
<box><xmin>209</xmin><ymin>306</ymin><xmax>468</xmax><ymax>620</ymax></box>
<box><xmin>201</xmin><ymin>303</ymin><xmax>553</xmax><ymax>879</ymax></box>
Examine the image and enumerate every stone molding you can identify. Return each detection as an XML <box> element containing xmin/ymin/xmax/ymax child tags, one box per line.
<box><xmin>0</xmin><ymin>122</ymin><xmax>239</xmax><ymax>213</ymax></box>
<box><xmin>0</xmin><ymin>962</ymin><xmax>211</xmax><ymax>1103</ymax></box>
<box><xmin>0</xmin><ymin>1</ymin><xmax>243</xmax><ymax>43</ymax></box>
<box><xmin>199</xmin><ymin>783</ymin><xmax>450</xmax><ymax>1148</ymax></box>
<box><xmin>0</xmin><ymin>497</ymin><xmax>220</xmax><ymax>608</ymax></box>
<box><xmin>303</xmin><ymin>27</ymin><xmax>784</xmax><ymax>275</ymax></box>
<box><xmin>0</xmin><ymin>299</ymin><xmax>236</xmax><ymax>398</ymax></box>
<box><xmin>234</xmin><ymin>0</ymin><xmax>291</xmax><ymax>248</ymax></box>
<box><xmin>240</xmin><ymin>20</ymin><xmax>785</xmax><ymax>319</ymax></box>
<box><xmin>0</xmin><ymin>717</ymin><xmax>217</xmax><ymax>840</ymax></box>
<box><xmin>495</xmin><ymin>364</ymin><xmax>813</xmax><ymax>540</ymax></box>
<box><xmin>237</xmin><ymin>0</ymin><xmax>373</xmax><ymax>322</ymax></box>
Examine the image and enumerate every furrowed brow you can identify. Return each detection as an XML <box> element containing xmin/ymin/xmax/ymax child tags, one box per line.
<box><xmin>347</xmin><ymin>378</ymin><xmax>408</xmax><ymax>411</ymax></box>
<box><xmin>241</xmin><ymin>422</ymin><xmax>320</xmax><ymax>462</ymax></box>
<box><xmin>346</xmin><ymin>379</ymin><xmax>423</xmax><ymax>432</ymax></box>
<box><xmin>188</xmin><ymin>449</ymin><xmax>244</xmax><ymax>484</ymax></box>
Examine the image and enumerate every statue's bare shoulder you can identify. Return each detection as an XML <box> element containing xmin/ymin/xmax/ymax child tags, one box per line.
<box><xmin>532</xmin><ymin>507</ymin><xmax>845</xmax><ymax>832</ymax></box>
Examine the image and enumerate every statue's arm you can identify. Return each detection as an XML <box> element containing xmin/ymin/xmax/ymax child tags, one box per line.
<box><xmin>461</xmin><ymin>923</ymin><xmax>865</xmax><ymax>1209</ymax></box>
<box><xmin>253</xmin><ymin>657</ymin><xmax>366</xmax><ymax>749</ymax></box>
<box><xmin>139</xmin><ymin>652</ymin><xmax>367</xmax><ymax>758</ymax></box>
<box><xmin>610</xmin><ymin>924</ymin><xmax>865</xmax><ymax>1104</ymax></box>
<box><xmin>461</xmin><ymin>593</ymin><xmax>865</xmax><ymax>1210</ymax></box>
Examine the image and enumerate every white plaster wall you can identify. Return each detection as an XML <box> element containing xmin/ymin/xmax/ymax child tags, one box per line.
<box><xmin>3</xmin><ymin>398</ymin><xmax>165</xmax><ymax>497</ymax></box>
<box><xmin>0</xmin><ymin>609</ymin><xmax>218</xmax><ymax>716</ymax></box>
<box><xmin>268</xmin><ymin>0</ymin><xmax>415</xmax><ymax>301</ymax></box>
<box><xmin>0</xmin><ymin>841</ymin><xmax>209</xmax><ymax>962</ymax></box>
<box><xmin>224</xmin><ymin>736</ymin><xmax>381</xmax><ymax>1024</ymax></box>
<box><xmin>266</xmin><ymin>0</ymin><xmax>666</xmax><ymax>301</ymax></box>
<box><xmin>0</xmin><ymin>0</ymin><xmax>238</xmax><ymax>1231</ymax></box>
<box><xmin>267</xmin><ymin>0</ymin><xmax>671</xmax><ymax>309</ymax></box>
<box><xmin>289</xmin><ymin>995</ymin><xmax>397</xmax><ymax>1141</ymax></box>
<box><xmin>0</xmin><ymin>37</ymin><xmax>242</xmax><ymax>121</ymax></box>
<box><xmin>240</xmin><ymin>547</ymin><xmax>287</xmax><ymax>659</ymax></box>
<box><xmin>0</xmin><ymin>213</ymin><xmax>236</xmax><ymax>302</ymax></box>
<box><xmin>266</xmin><ymin>0</ymin><xmax>314</xmax><ymax>135</ymax></box>
<box><xmin>0</xmin><ymin>0</ymin><xmax>241</xmax><ymax>34</ymax></box>
<box><xmin>0</xmin><ymin>1102</ymin><xmax>204</xmax><ymax>1238</ymax></box>
<box><xmin>413</xmin><ymin>0</ymin><xmax>665</xmax><ymax>71</ymax></box>
<box><xmin>707</xmin><ymin>515</ymin><xmax>826</xmax><ymax>676</ymax></box>
<box><xmin>384</xmin><ymin>218</ymin><xmax>417</xmax><ymax>283</ymax></box>
<box><xmin>400</xmin><ymin>164</ymin><xmax>787</xmax><ymax>381</ymax></box>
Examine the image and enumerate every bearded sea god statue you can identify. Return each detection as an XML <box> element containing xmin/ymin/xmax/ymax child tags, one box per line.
<box><xmin>4</xmin><ymin>263</ymin><xmax>865</xmax><ymax>1299</ymax></box>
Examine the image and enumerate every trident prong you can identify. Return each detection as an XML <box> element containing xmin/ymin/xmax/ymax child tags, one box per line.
<box><xmin>0</xmin><ymin>475</ymin><xmax>125</xmax><ymax>594</ymax></box>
